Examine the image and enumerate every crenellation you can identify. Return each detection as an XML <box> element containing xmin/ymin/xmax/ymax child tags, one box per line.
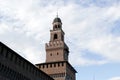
<box><xmin>46</xmin><ymin>41</ymin><xmax>64</xmax><ymax>49</ymax></box>
<box><xmin>0</xmin><ymin>42</ymin><xmax>54</xmax><ymax>80</ymax></box>
<box><xmin>37</xmin><ymin>62</ymin><xmax>65</xmax><ymax>70</ymax></box>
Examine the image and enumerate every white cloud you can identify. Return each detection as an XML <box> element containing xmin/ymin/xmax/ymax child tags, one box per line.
<box><xmin>0</xmin><ymin>0</ymin><xmax>120</xmax><ymax>66</ymax></box>
<box><xmin>0</xmin><ymin>23</ymin><xmax>9</xmax><ymax>34</ymax></box>
<box><xmin>109</xmin><ymin>77</ymin><xmax>120</xmax><ymax>80</ymax></box>
<box><xmin>64</xmin><ymin>4</ymin><xmax>120</xmax><ymax>66</ymax></box>
<box><xmin>87</xmin><ymin>36</ymin><xmax>120</xmax><ymax>61</ymax></box>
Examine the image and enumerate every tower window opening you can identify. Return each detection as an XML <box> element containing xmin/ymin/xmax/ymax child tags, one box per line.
<box><xmin>50</xmin><ymin>53</ymin><xmax>52</xmax><ymax>56</ymax></box>
<box><xmin>58</xmin><ymin>25</ymin><xmax>61</xmax><ymax>28</ymax></box>
<box><xmin>54</xmin><ymin>34</ymin><xmax>58</xmax><ymax>40</ymax></box>
<box><xmin>55</xmin><ymin>25</ymin><xmax>57</xmax><ymax>29</ymax></box>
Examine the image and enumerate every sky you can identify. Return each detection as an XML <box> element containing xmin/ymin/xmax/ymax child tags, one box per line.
<box><xmin>0</xmin><ymin>0</ymin><xmax>120</xmax><ymax>80</ymax></box>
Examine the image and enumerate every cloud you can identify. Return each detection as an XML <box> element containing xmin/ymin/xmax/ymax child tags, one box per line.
<box><xmin>0</xmin><ymin>23</ymin><xmax>9</xmax><ymax>34</ymax></box>
<box><xmin>109</xmin><ymin>77</ymin><xmax>120</xmax><ymax>80</ymax></box>
<box><xmin>0</xmin><ymin>0</ymin><xmax>120</xmax><ymax>66</ymax></box>
<box><xmin>71</xmin><ymin>0</ymin><xmax>120</xmax><ymax>7</ymax></box>
<box><xmin>64</xmin><ymin>3</ymin><xmax>120</xmax><ymax>66</ymax></box>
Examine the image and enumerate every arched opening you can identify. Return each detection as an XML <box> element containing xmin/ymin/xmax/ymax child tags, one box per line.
<box><xmin>50</xmin><ymin>53</ymin><xmax>52</xmax><ymax>56</ymax></box>
<box><xmin>54</xmin><ymin>25</ymin><xmax>57</xmax><ymax>28</ymax></box>
<box><xmin>58</xmin><ymin>25</ymin><xmax>61</xmax><ymax>29</ymax></box>
<box><xmin>53</xmin><ymin>25</ymin><xmax>58</xmax><ymax>30</ymax></box>
<box><xmin>54</xmin><ymin>34</ymin><xmax>58</xmax><ymax>40</ymax></box>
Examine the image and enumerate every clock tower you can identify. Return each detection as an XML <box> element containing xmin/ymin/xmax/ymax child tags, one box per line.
<box><xmin>36</xmin><ymin>16</ymin><xmax>76</xmax><ymax>80</ymax></box>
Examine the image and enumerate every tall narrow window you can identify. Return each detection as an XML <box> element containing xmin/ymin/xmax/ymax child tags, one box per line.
<box><xmin>58</xmin><ymin>25</ymin><xmax>61</xmax><ymax>29</ymax></box>
<box><xmin>54</xmin><ymin>25</ymin><xmax>57</xmax><ymax>30</ymax></box>
<box><xmin>54</xmin><ymin>34</ymin><xmax>58</xmax><ymax>40</ymax></box>
<box><xmin>50</xmin><ymin>53</ymin><xmax>52</xmax><ymax>56</ymax></box>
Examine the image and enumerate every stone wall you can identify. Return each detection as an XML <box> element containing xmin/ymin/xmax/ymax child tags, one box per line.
<box><xmin>0</xmin><ymin>42</ymin><xmax>54</xmax><ymax>80</ymax></box>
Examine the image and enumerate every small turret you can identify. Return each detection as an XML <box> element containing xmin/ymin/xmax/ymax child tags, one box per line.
<box><xmin>52</xmin><ymin>16</ymin><xmax>62</xmax><ymax>30</ymax></box>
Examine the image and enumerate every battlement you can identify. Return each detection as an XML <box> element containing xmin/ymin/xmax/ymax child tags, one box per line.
<box><xmin>46</xmin><ymin>41</ymin><xmax>64</xmax><ymax>49</ymax></box>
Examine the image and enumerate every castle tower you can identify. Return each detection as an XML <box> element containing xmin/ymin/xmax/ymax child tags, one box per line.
<box><xmin>36</xmin><ymin>16</ymin><xmax>77</xmax><ymax>80</ymax></box>
<box><xmin>46</xmin><ymin>16</ymin><xmax>69</xmax><ymax>62</ymax></box>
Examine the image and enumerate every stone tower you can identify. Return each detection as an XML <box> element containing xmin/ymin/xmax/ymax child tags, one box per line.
<box><xmin>36</xmin><ymin>16</ymin><xmax>77</xmax><ymax>80</ymax></box>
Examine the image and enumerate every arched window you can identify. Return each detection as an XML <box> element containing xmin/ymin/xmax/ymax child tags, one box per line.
<box><xmin>54</xmin><ymin>34</ymin><xmax>58</xmax><ymax>40</ymax></box>
<box><xmin>55</xmin><ymin>25</ymin><xmax>57</xmax><ymax>28</ymax></box>
<box><xmin>53</xmin><ymin>25</ymin><xmax>57</xmax><ymax>30</ymax></box>
<box><xmin>58</xmin><ymin>25</ymin><xmax>61</xmax><ymax>28</ymax></box>
<box><xmin>50</xmin><ymin>53</ymin><xmax>52</xmax><ymax>56</ymax></box>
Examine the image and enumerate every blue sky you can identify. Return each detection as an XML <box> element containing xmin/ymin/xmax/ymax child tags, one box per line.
<box><xmin>0</xmin><ymin>0</ymin><xmax>120</xmax><ymax>80</ymax></box>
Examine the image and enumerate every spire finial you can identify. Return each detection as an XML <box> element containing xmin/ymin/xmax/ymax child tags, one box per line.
<box><xmin>56</xmin><ymin>8</ymin><xmax>58</xmax><ymax>18</ymax></box>
<box><xmin>57</xmin><ymin>12</ymin><xmax>58</xmax><ymax>18</ymax></box>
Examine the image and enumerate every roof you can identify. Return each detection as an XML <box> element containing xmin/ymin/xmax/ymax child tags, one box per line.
<box><xmin>53</xmin><ymin>17</ymin><xmax>62</xmax><ymax>23</ymax></box>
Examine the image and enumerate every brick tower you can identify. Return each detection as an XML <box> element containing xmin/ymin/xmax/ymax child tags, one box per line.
<box><xmin>36</xmin><ymin>16</ymin><xmax>77</xmax><ymax>80</ymax></box>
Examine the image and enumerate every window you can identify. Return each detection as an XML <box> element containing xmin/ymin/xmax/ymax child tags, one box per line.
<box><xmin>54</xmin><ymin>25</ymin><xmax>58</xmax><ymax>30</ymax></box>
<box><xmin>54</xmin><ymin>34</ymin><xmax>58</xmax><ymax>40</ymax></box>
<box><xmin>50</xmin><ymin>53</ymin><xmax>52</xmax><ymax>56</ymax></box>
<box><xmin>58</xmin><ymin>25</ymin><xmax>61</xmax><ymax>28</ymax></box>
<box><xmin>55</xmin><ymin>25</ymin><xmax>57</xmax><ymax>28</ymax></box>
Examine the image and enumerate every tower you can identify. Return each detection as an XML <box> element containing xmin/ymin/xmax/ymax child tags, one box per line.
<box><xmin>36</xmin><ymin>16</ymin><xmax>77</xmax><ymax>80</ymax></box>
<box><xmin>46</xmin><ymin>16</ymin><xmax>69</xmax><ymax>62</ymax></box>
